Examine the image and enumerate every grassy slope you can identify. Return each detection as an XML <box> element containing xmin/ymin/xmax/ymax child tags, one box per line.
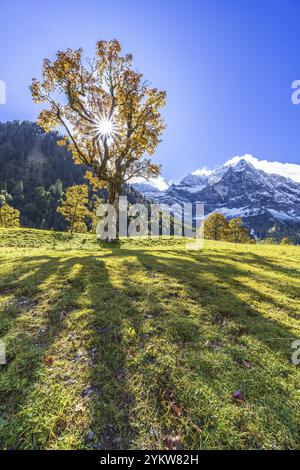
<box><xmin>0</xmin><ymin>228</ymin><xmax>299</xmax><ymax>450</ymax></box>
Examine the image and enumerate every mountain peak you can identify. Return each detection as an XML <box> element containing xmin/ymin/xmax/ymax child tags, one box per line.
<box><xmin>179</xmin><ymin>173</ymin><xmax>208</xmax><ymax>186</ymax></box>
<box><xmin>227</xmin><ymin>158</ymin><xmax>256</xmax><ymax>171</ymax></box>
<box><xmin>224</xmin><ymin>154</ymin><xmax>300</xmax><ymax>183</ymax></box>
<box><xmin>133</xmin><ymin>156</ymin><xmax>300</xmax><ymax>239</ymax></box>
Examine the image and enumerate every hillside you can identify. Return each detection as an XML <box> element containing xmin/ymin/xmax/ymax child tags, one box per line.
<box><xmin>0</xmin><ymin>228</ymin><xmax>299</xmax><ymax>450</ymax></box>
<box><xmin>0</xmin><ymin>121</ymin><xmax>146</xmax><ymax>231</ymax></box>
<box><xmin>0</xmin><ymin>121</ymin><xmax>86</xmax><ymax>230</ymax></box>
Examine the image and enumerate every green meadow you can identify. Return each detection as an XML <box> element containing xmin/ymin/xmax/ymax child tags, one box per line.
<box><xmin>0</xmin><ymin>228</ymin><xmax>299</xmax><ymax>449</ymax></box>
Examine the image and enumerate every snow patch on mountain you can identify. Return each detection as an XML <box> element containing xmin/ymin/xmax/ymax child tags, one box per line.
<box><xmin>192</xmin><ymin>154</ymin><xmax>300</xmax><ymax>183</ymax></box>
<box><xmin>225</xmin><ymin>154</ymin><xmax>300</xmax><ymax>183</ymax></box>
<box><xmin>267</xmin><ymin>209</ymin><xmax>300</xmax><ymax>222</ymax></box>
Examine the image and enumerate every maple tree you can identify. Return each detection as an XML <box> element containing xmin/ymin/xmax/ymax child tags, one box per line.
<box><xmin>30</xmin><ymin>40</ymin><xmax>166</xmax><ymax>209</ymax></box>
<box><xmin>57</xmin><ymin>184</ymin><xmax>90</xmax><ymax>233</ymax></box>
<box><xmin>0</xmin><ymin>203</ymin><xmax>20</xmax><ymax>228</ymax></box>
<box><xmin>204</xmin><ymin>213</ymin><xmax>254</xmax><ymax>243</ymax></box>
<box><xmin>281</xmin><ymin>237</ymin><xmax>292</xmax><ymax>245</ymax></box>
<box><xmin>204</xmin><ymin>212</ymin><xmax>228</xmax><ymax>240</ymax></box>
<box><xmin>225</xmin><ymin>217</ymin><xmax>253</xmax><ymax>243</ymax></box>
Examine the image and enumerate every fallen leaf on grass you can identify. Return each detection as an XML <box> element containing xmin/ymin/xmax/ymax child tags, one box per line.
<box><xmin>162</xmin><ymin>388</ymin><xmax>184</xmax><ymax>416</ymax></box>
<box><xmin>205</xmin><ymin>340</ymin><xmax>222</xmax><ymax>350</ymax></box>
<box><xmin>232</xmin><ymin>390</ymin><xmax>246</xmax><ymax>404</ymax></box>
<box><xmin>191</xmin><ymin>424</ymin><xmax>203</xmax><ymax>434</ymax></box>
<box><xmin>75</xmin><ymin>403</ymin><xmax>86</xmax><ymax>413</ymax></box>
<box><xmin>43</xmin><ymin>355</ymin><xmax>54</xmax><ymax>366</ymax></box>
<box><xmin>236</xmin><ymin>357</ymin><xmax>252</xmax><ymax>369</ymax></box>
<box><xmin>244</xmin><ymin>361</ymin><xmax>252</xmax><ymax>369</ymax></box>
<box><xmin>127</xmin><ymin>350</ymin><xmax>136</xmax><ymax>359</ymax></box>
<box><xmin>169</xmin><ymin>402</ymin><xmax>183</xmax><ymax>416</ymax></box>
<box><xmin>163</xmin><ymin>435</ymin><xmax>181</xmax><ymax>450</ymax></box>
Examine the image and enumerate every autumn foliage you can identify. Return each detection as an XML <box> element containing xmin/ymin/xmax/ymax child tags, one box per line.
<box><xmin>0</xmin><ymin>203</ymin><xmax>20</xmax><ymax>228</ymax></box>
<box><xmin>204</xmin><ymin>212</ymin><xmax>253</xmax><ymax>243</ymax></box>
<box><xmin>204</xmin><ymin>213</ymin><xmax>228</xmax><ymax>241</ymax></box>
<box><xmin>30</xmin><ymin>40</ymin><xmax>166</xmax><ymax>207</ymax></box>
<box><xmin>57</xmin><ymin>184</ymin><xmax>91</xmax><ymax>233</ymax></box>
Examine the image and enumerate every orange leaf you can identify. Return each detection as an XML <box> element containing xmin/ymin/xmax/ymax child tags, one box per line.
<box><xmin>169</xmin><ymin>401</ymin><xmax>183</xmax><ymax>416</ymax></box>
<box><xmin>44</xmin><ymin>355</ymin><xmax>54</xmax><ymax>366</ymax></box>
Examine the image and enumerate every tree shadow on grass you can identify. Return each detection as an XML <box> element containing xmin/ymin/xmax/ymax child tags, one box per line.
<box><xmin>116</xmin><ymin>248</ymin><xmax>300</xmax><ymax>448</ymax></box>
<box><xmin>0</xmin><ymin>246</ymin><xmax>299</xmax><ymax>450</ymax></box>
<box><xmin>0</xmin><ymin>253</ymin><xmax>135</xmax><ymax>450</ymax></box>
<box><xmin>132</xmin><ymin>248</ymin><xmax>299</xmax><ymax>348</ymax></box>
<box><xmin>0</xmin><ymin>254</ymin><xmax>83</xmax><ymax>448</ymax></box>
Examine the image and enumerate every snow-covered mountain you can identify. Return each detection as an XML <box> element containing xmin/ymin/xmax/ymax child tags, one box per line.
<box><xmin>131</xmin><ymin>157</ymin><xmax>300</xmax><ymax>238</ymax></box>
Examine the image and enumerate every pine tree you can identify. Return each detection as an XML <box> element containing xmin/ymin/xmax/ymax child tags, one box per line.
<box><xmin>204</xmin><ymin>213</ymin><xmax>228</xmax><ymax>240</ymax></box>
<box><xmin>12</xmin><ymin>180</ymin><xmax>24</xmax><ymax>196</ymax></box>
<box><xmin>57</xmin><ymin>185</ymin><xmax>90</xmax><ymax>233</ymax></box>
<box><xmin>0</xmin><ymin>190</ymin><xmax>12</xmax><ymax>207</ymax></box>
<box><xmin>52</xmin><ymin>179</ymin><xmax>63</xmax><ymax>196</ymax></box>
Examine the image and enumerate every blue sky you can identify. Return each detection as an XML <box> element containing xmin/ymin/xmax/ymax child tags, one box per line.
<box><xmin>1</xmin><ymin>0</ymin><xmax>300</xmax><ymax>181</ymax></box>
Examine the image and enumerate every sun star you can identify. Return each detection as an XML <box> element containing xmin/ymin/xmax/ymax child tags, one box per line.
<box><xmin>98</xmin><ymin>118</ymin><xmax>113</xmax><ymax>137</ymax></box>
<box><xmin>90</xmin><ymin>114</ymin><xmax>117</xmax><ymax>143</ymax></box>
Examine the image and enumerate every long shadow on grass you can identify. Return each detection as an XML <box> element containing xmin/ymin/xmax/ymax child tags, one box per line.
<box><xmin>1</xmin><ymin>248</ymin><xmax>299</xmax><ymax>450</ymax></box>
<box><xmin>130</xmin><ymin>249</ymin><xmax>299</xmax><ymax>352</ymax></box>
<box><xmin>91</xmin><ymin>247</ymin><xmax>300</xmax><ymax>449</ymax></box>
<box><xmin>121</xmin><ymin>248</ymin><xmax>300</xmax><ymax>448</ymax></box>
<box><xmin>0</xmin><ymin>253</ymin><xmax>135</xmax><ymax>449</ymax></box>
<box><xmin>0</xmin><ymin>254</ymin><xmax>87</xmax><ymax>448</ymax></box>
